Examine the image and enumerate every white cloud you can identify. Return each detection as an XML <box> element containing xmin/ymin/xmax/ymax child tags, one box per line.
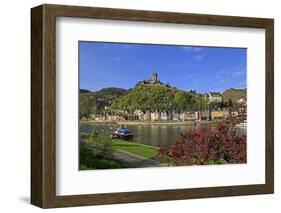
<box><xmin>192</xmin><ymin>54</ymin><xmax>204</xmax><ymax>60</ymax></box>
<box><xmin>238</xmin><ymin>80</ymin><xmax>247</xmax><ymax>87</ymax></box>
<box><xmin>231</xmin><ymin>67</ymin><xmax>246</xmax><ymax>77</ymax></box>
<box><xmin>182</xmin><ymin>46</ymin><xmax>204</xmax><ymax>60</ymax></box>
<box><xmin>219</xmin><ymin>78</ymin><xmax>229</xmax><ymax>84</ymax></box>
<box><xmin>186</xmin><ymin>74</ymin><xmax>195</xmax><ymax>78</ymax></box>
<box><xmin>119</xmin><ymin>44</ymin><xmax>140</xmax><ymax>50</ymax></box>
<box><xmin>182</xmin><ymin>46</ymin><xmax>202</xmax><ymax>53</ymax></box>
<box><xmin>215</xmin><ymin>67</ymin><xmax>246</xmax><ymax>79</ymax></box>
<box><xmin>215</xmin><ymin>70</ymin><xmax>226</xmax><ymax>78</ymax></box>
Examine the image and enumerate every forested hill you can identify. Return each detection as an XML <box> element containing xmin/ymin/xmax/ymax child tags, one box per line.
<box><xmin>94</xmin><ymin>87</ymin><xmax>128</xmax><ymax>97</ymax></box>
<box><xmin>111</xmin><ymin>84</ymin><xmax>203</xmax><ymax>112</ymax></box>
<box><xmin>79</xmin><ymin>87</ymin><xmax>128</xmax><ymax>117</ymax></box>
<box><xmin>79</xmin><ymin>89</ymin><xmax>91</xmax><ymax>93</ymax></box>
<box><xmin>222</xmin><ymin>88</ymin><xmax>246</xmax><ymax>105</ymax></box>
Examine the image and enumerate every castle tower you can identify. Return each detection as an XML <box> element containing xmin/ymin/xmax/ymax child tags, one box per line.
<box><xmin>152</xmin><ymin>72</ymin><xmax>158</xmax><ymax>83</ymax></box>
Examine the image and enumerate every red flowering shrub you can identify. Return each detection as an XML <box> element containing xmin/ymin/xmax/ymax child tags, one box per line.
<box><xmin>158</xmin><ymin>116</ymin><xmax>246</xmax><ymax>166</ymax></box>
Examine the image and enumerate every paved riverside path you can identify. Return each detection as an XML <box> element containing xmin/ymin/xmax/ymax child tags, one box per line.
<box><xmin>113</xmin><ymin>150</ymin><xmax>160</xmax><ymax>168</ymax></box>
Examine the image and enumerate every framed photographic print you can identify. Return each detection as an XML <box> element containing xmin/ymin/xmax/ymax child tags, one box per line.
<box><xmin>31</xmin><ymin>4</ymin><xmax>274</xmax><ymax>208</ymax></box>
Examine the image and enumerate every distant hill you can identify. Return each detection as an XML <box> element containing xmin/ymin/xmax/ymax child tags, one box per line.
<box><xmin>94</xmin><ymin>87</ymin><xmax>128</xmax><ymax>97</ymax></box>
<box><xmin>79</xmin><ymin>89</ymin><xmax>91</xmax><ymax>93</ymax></box>
<box><xmin>222</xmin><ymin>88</ymin><xmax>246</xmax><ymax>104</ymax></box>
<box><xmin>79</xmin><ymin>87</ymin><xmax>128</xmax><ymax>117</ymax></box>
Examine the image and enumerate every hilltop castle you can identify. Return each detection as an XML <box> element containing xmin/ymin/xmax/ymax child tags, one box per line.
<box><xmin>136</xmin><ymin>72</ymin><xmax>171</xmax><ymax>88</ymax></box>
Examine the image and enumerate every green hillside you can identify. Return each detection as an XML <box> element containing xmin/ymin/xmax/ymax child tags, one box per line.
<box><xmin>111</xmin><ymin>84</ymin><xmax>206</xmax><ymax>112</ymax></box>
<box><xmin>79</xmin><ymin>87</ymin><xmax>128</xmax><ymax>118</ymax></box>
<box><xmin>80</xmin><ymin>85</ymin><xmax>246</xmax><ymax>118</ymax></box>
<box><xmin>112</xmin><ymin>84</ymin><xmax>175</xmax><ymax>111</ymax></box>
<box><xmin>222</xmin><ymin>88</ymin><xmax>246</xmax><ymax>105</ymax></box>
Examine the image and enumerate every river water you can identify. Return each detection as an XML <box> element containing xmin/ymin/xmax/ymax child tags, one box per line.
<box><xmin>80</xmin><ymin>123</ymin><xmax>246</xmax><ymax>147</ymax></box>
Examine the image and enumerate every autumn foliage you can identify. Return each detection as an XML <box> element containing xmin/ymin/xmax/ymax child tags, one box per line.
<box><xmin>159</xmin><ymin>116</ymin><xmax>247</xmax><ymax>166</ymax></box>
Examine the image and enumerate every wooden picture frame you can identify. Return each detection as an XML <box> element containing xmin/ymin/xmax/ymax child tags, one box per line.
<box><xmin>31</xmin><ymin>4</ymin><xmax>274</xmax><ymax>208</ymax></box>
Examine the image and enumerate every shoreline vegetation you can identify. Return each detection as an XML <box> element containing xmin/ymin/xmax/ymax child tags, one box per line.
<box><xmin>79</xmin><ymin>115</ymin><xmax>246</xmax><ymax>170</ymax></box>
<box><xmin>80</xmin><ymin>134</ymin><xmax>165</xmax><ymax>169</ymax></box>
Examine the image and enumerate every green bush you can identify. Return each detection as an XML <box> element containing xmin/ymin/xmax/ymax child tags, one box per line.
<box><xmin>79</xmin><ymin>131</ymin><xmax>130</xmax><ymax>170</ymax></box>
<box><xmin>80</xmin><ymin>132</ymin><xmax>91</xmax><ymax>139</ymax></box>
<box><xmin>88</xmin><ymin>132</ymin><xmax>114</xmax><ymax>158</ymax></box>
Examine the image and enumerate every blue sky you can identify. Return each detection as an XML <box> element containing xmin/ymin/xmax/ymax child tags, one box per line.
<box><xmin>79</xmin><ymin>41</ymin><xmax>246</xmax><ymax>93</ymax></box>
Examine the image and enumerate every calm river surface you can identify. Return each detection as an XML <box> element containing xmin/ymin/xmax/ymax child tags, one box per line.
<box><xmin>80</xmin><ymin>123</ymin><xmax>246</xmax><ymax>147</ymax></box>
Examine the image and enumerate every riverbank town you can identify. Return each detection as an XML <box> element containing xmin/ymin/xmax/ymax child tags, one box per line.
<box><xmin>80</xmin><ymin>72</ymin><xmax>247</xmax><ymax>126</ymax></box>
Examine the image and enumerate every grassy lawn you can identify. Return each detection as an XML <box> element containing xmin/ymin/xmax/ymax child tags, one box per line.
<box><xmin>80</xmin><ymin>132</ymin><xmax>169</xmax><ymax>166</ymax></box>
<box><xmin>79</xmin><ymin>143</ymin><xmax>129</xmax><ymax>170</ymax></box>
<box><xmin>112</xmin><ymin>140</ymin><xmax>169</xmax><ymax>164</ymax></box>
<box><xmin>112</xmin><ymin>140</ymin><xmax>159</xmax><ymax>160</ymax></box>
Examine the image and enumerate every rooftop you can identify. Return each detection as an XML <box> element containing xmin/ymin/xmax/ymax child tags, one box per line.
<box><xmin>209</xmin><ymin>92</ymin><xmax>222</xmax><ymax>97</ymax></box>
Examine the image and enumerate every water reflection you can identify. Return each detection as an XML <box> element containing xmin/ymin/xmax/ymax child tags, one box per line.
<box><xmin>80</xmin><ymin>123</ymin><xmax>246</xmax><ymax>147</ymax></box>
